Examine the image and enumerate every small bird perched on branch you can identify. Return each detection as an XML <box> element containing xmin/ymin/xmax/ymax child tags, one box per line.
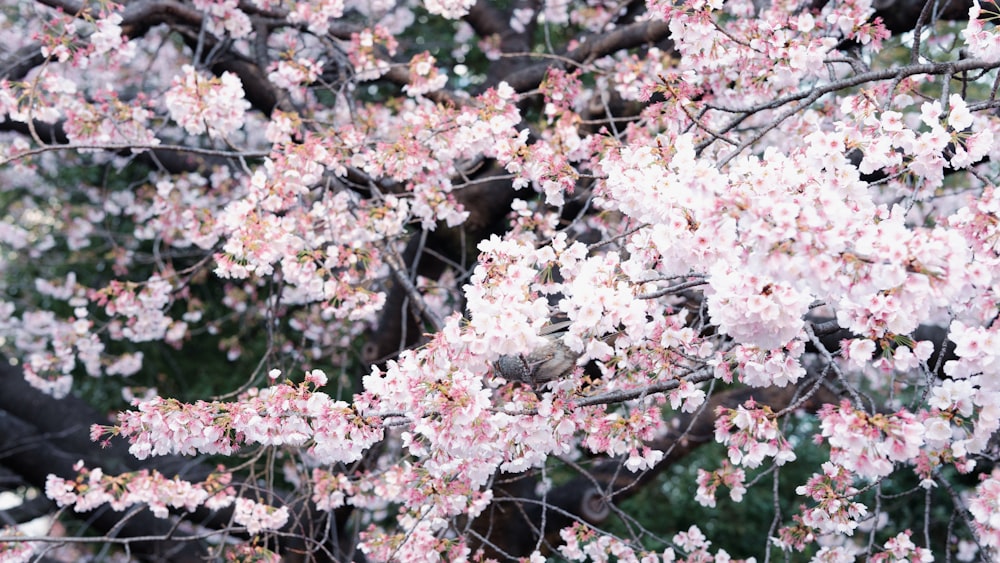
<box><xmin>495</xmin><ymin>321</ymin><xmax>612</xmax><ymax>387</ymax></box>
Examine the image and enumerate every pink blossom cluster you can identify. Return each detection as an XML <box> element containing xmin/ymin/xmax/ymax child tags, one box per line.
<box><xmin>948</xmin><ymin>186</ymin><xmax>1000</xmax><ymax>282</ymax></box>
<box><xmin>945</xmin><ymin>322</ymin><xmax>1000</xmax><ymax>380</ymax></box>
<box><xmin>706</xmin><ymin>271</ymin><xmax>812</xmax><ymax>349</ymax></box>
<box><xmin>963</xmin><ymin>1</ymin><xmax>1000</xmax><ymax>62</ymax></box>
<box><xmin>582</xmin><ymin>404</ymin><xmax>666</xmax><ymax>472</ymax></box>
<box><xmin>921</xmin><ymin>376</ymin><xmax>986</xmax><ymax>473</ymax></box>
<box><xmin>0</xmin><ymin>530</ymin><xmax>35</xmax><ymax>563</ymax></box>
<box><xmin>364</xmin><ymin>324</ymin><xmax>510</xmax><ymax>477</ymax></box>
<box><xmin>352</xmin><ymin>461</ymin><xmax>496</xmax><ymax>559</ymax></box>
<box><xmin>191</xmin><ymin>0</ymin><xmax>252</xmax><ymax>39</ymax></box>
<box><xmin>695</xmin><ymin>460</ymin><xmax>747</xmax><ymax>507</ymax></box>
<box><xmin>454</xmin><ymin>82</ymin><xmax>528</xmax><ymax>165</ymax></box>
<box><xmin>361</xmin><ymin>523</ymin><xmax>473</xmax><ymax>563</ymax></box>
<box><xmin>0</xmin><ymin>218</ymin><xmax>30</xmax><ymax>250</ymax></box>
<box><xmin>310</xmin><ymin>468</ymin><xmax>355</xmax><ymax>511</ymax></box>
<box><xmin>556</xmin><ymin>247</ymin><xmax>649</xmax><ymax>364</ymax></box>
<box><xmin>348</xmin><ymin>26</ymin><xmax>398</xmax><ymax>81</ymax></box>
<box><xmin>597</xmin><ymin>122</ymin><xmax>989</xmax><ymax>367</ymax></box>
<box><xmin>34</xmin><ymin>12</ymin><xmax>79</xmax><ymax>64</ymax></box>
<box><xmin>268</xmin><ymin>58</ymin><xmax>323</xmax><ymax>103</ymax></box>
<box><xmin>668</xmin><ymin>378</ymin><xmax>708</xmax><ymax>412</ymax></box>
<box><xmin>422</xmin><ymin>0</ymin><xmax>477</xmax><ymax>19</ymax></box>
<box><xmin>559</xmin><ymin>522</ymin><xmax>757</xmax><ymax>563</ymax></box>
<box><xmin>818</xmin><ymin>401</ymin><xmax>925</xmax><ymax>480</ymax></box>
<box><xmin>870</xmin><ymin>531</ymin><xmax>933</xmax><ymax>562</ymax></box>
<box><xmin>403</xmin><ymin>52</ymin><xmax>448</xmax><ymax>96</ymax></box>
<box><xmin>30</xmin><ymin>8</ymin><xmax>136</xmax><ymax>70</ymax></box>
<box><xmin>714</xmin><ymin>343</ymin><xmax>807</xmax><ymax>388</ymax></box>
<box><xmin>352</xmin><ymin>316</ymin><xmax>691</xmax><ymax>556</ymax></box>
<box><xmin>842</xmin><ymin>94</ymin><xmax>993</xmax><ymax>190</ymax></box>
<box><xmin>788</xmin><ymin>462</ymin><xmax>869</xmax><ymax>538</ymax></box>
<box><xmin>136</xmin><ymin>173</ymin><xmax>227</xmax><ymax>250</ymax></box>
<box><xmin>807</xmin><ymin>546</ymin><xmax>861</xmax><ymax>562</ymax></box>
<box><xmin>559</xmin><ymin>523</ymin><xmax>663</xmax><ymax>563</ymax></box>
<box><xmin>286</xmin><ymin>0</ymin><xmax>346</xmax><ymax>34</ymax></box>
<box><xmin>540</xmin><ymin>68</ymin><xmax>582</xmax><ymax>122</ymax></box>
<box><xmin>232</xmin><ymin>498</ymin><xmax>290</xmax><ymax>535</ymax></box>
<box><xmin>99</xmin><ymin>370</ymin><xmax>384</xmax><ymax>464</ymax></box>
<box><xmin>92</xmin><ymin>276</ymin><xmax>179</xmax><ymax>343</ymax></box>
<box><xmin>714</xmin><ymin>400</ymin><xmax>796</xmax><ymax>469</ymax></box>
<box><xmin>62</xmin><ymin>91</ymin><xmax>157</xmax><ymax>147</ymax></box>
<box><xmin>4</xmin><ymin>270</ymin><xmax>110</xmax><ymax>396</ymax></box>
<box><xmin>969</xmin><ymin>468</ymin><xmax>1000</xmax><ymax>550</ymax></box>
<box><xmin>464</xmin><ymin>236</ymin><xmax>558</xmax><ymax>356</ymax></box>
<box><xmin>2</xmin><ymin>70</ymin><xmax>73</xmax><ymax>125</ymax></box>
<box><xmin>164</xmin><ymin>65</ymin><xmax>251</xmax><ymax>137</ymax></box>
<box><xmin>609</xmin><ymin>48</ymin><xmax>674</xmax><ymax>102</ymax></box>
<box><xmin>45</xmin><ymin>461</ymin><xmax>236</xmax><ymax>519</ymax></box>
<box><xmin>211</xmin><ymin>158</ymin><xmax>405</xmax><ymax>321</ymax></box>
<box><xmin>649</xmin><ymin>0</ymin><xmax>851</xmax><ymax>107</ymax></box>
<box><xmin>87</xmin><ymin>12</ymin><xmax>135</xmax><ymax>63</ymax></box>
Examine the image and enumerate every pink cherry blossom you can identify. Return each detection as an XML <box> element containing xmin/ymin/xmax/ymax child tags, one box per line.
<box><xmin>233</xmin><ymin>498</ymin><xmax>290</xmax><ymax>535</ymax></box>
<box><xmin>164</xmin><ymin>65</ymin><xmax>250</xmax><ymax>137</ymax></box>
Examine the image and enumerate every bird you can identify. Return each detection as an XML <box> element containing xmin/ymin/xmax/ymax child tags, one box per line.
<box><xmin>494</xmin><ymin>321</ymin><xmax>608</xmax><ymax>387</ymax></box>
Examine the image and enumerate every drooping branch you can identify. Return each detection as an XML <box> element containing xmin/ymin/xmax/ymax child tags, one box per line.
<box><xmin>0</xmin><ymin>362</ymin><xmax>354</xmax><ymax>562</ymax></box>
<box><xmin>0</xmin><ymin>362</ymin><xmax>210</xmax><ymax>561</ymax></box>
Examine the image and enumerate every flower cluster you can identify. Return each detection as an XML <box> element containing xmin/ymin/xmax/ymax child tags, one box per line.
<box><xmin>88</xmin><ymin>12</ymin><xmax>134</xmax><ymax>60</ymax></box>
<box><xmin>91</xmin><ymin>276</ymin><xmax>178</xmax><ymax>344</ymax></box>
<box><xmin>45</xmin><ymin>461</ymin><xmax>235</xmax><ymax>519</ymax></box>
<box><xmin>582</xmin><ymin>404</ymin><xmax>666</xmax><ymax>472</ymax></box>
<box><xmin>0</xmin><ymin>530</ymin><xmax>35</xmax><ymax>563</ymax></box>
<box><xmin>422</xmin><ymin>0</ymin><xmax>477</xmax><ymax>18</ymax></box>
<box><xmin>62</xmin><ymin>91</ymin><xmax>157</xmax><ymax>146</ymax></box>
<box><xmin>715</xmin><ymin>343</ymin><xmax>807</xmax><ymax>388</ymax></box>
<box><xmin>164</xmin><ymin>65</ymin><xmax>251</xmax><ymax>137</ymax></box>
<box><xmin>871</xmin><ymin>531</ymin><xmax>933</xmax><ymax>562</ymax></box>
<box><xmin>963</xmin><ymin>0</ymin><xmax>1000</xmax><ymax>62</ymax></box>
<box><xmin>559</xmin><ymin>522</ymin><xmax>757</xmax><ymax>563</ymax></box>
<box><xmin>311</xmin><ymin>468</ymin><xmax>356</xmax><ymax>511</ymax></box>
<box><xmin>558</xmin><ymin>523</ymin><xmax>664</xmax><ymax>563</ymax></box>
<box><xmin>268</xmin><ymin>58</ymin><xmax>323</xmax><ymax>103</ymax></box>
<box><xmin>97</xmin><ymin>370</ymin><xmax>384</xmax><ymax>464</ymax></box>
<box><xmin>791</xmin><ymin>462</ymin><xmax>869</xmax><ymax>537</ymax></box>
<box><xmin>232</xmin><ymin>498</ymin><xmax>290</xmax><ymax>535</ymax></box>
<box><xmin>403</xmin><ymin>52</ymin><xmax>448</xmax><ymax>96</ymax></box>
<box><xmin>695</xmin><ymin>460</ymin><xmax>747</xmax><ymax>507</ymax></box>
<box><xmin>714</xmin><ymin>400</ymin><xmax>796</xmax><ymax>469</ymax></box>
<box><xmin>191</xmin><ymin>0</ymin><xmax>252</xmax><ymax>39</ymax></box>
<box><xmin>286</xmin><ymin>0</ymin><xmax>345</xmax><ymax>34</ymax></box>
<box><xmin>818</xmin><ymin>401</ymin><xmax>925</xmax><ymax>480</ymax></box>
<box><xmin>969</xmin><ymin>468</ymin><xmax>1000</xmax><ymax>550</ymax></box>
<box><xmin>464</xmin><ymin>236</ymin><xmax>555</xmax><ymax>357</ymax></box>
<box><xmin>706</xmin><ymin>271</ymin><xmax>812</xmax><ymax>349</ymax></box>
<box><xmin>348</xmin><ymin>26</ymin><xmax>398</xmax><ymax>81</ymax></box>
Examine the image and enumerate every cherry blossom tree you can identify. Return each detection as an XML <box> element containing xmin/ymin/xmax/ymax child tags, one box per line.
<box><xmin>1</xmin><ymin>0</ymin><xmax>1000</xmax><ymax>560</ymax></box>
